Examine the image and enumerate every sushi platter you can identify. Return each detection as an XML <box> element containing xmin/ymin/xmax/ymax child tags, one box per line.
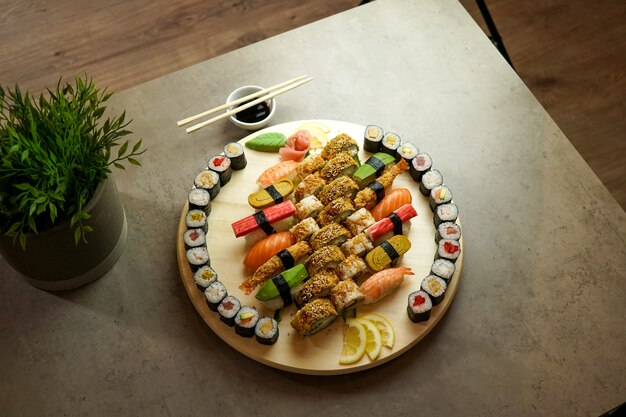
<box><xmin>176</xmin><ymin>120</ymin><xmax>464</xmax><ymax>375</ymax></box>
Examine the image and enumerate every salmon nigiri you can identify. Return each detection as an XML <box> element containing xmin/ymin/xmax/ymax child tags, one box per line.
<box><xmin>257</xmin><ymin>160</ymin><xmax>299</xmax><ymax>188</ymax></box>
<box><xmin>359</xmin><ymin>267</ymin><xmax>414</xmax><ymax>304</ymax></box>
<box><xmin>370</xmin><ymin>188</ymin><xmax>412</xmax><ymax>221</ymax></box>
<box><xmin>244</xmin><ymin>232</ymin><xmax>296</xmax><ymax>271</ymax></box>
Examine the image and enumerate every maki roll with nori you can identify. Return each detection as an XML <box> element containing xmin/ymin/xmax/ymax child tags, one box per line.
<box><xmin>208</xmin><ymin>155</ymin><xmax>232</xmax><ymax>186</ymax></box>
<box><xmin>194</xmin><ymin>170</ymin><xmax>221</xmax><ymax>200</ymax></box>
<box><xmin>430</xmin><ymin>259</ymin><xmax>455</xmax><ymax>282</ymax></box>
<box><xmin>235</xmin><ymin>307</ymin><xmax>260</xmax><ymax>337</ymax></box>
<box><xmin>186</xmin><ymin>247</ymin><xmax>210</xmax><ymax>270</ymax></box>
<box><xmin>436</xmin><ymin>239</ymin><xmax>461</xmax><ymax>263</ymax></box>
<box><xmin>194</xmin><ymin>265</ymin><xmax>217</xmax><ymax>289</ymax></box>
<box><xmin>255</xmin><ymin>317</ymin><xmax>279</xmax><ymax>345</ymax></box>
<box><xmin>407</xmin><ymin>290</ymin><xmax>432</xmax><ymax>323</ymax></box>
<box><xmin>363</xmin><ymin>125</ymin><xmax>384</xmax><ymax>153</ymax></box>
<box><xmin>435</xmin><ymin>222</ymin><xmax>461</xmax><ymax>243</ymax></box>
<box><xmin>183</xmin><ymin>228</ymin><xmax>206</xmax><ymax>249</ymax></box>
<box><xmin>204</xmin><ymin>281</ymin><xmax>227</xmax><ymax>311</ymax></box>
<box><xmin>218</xmin><ymin>296</ymin><xmax>241</xmax><ymax>326</ymax></box>
<box><xmin>224</xmin><ymin>142</ymin><xmax>247</xmax><ymax>170</ymax></box>
<box><xmin>185</xmin><ymin>209</ymin><xmax>207</xmax><ymax>231</ymax></box>
<box><xmin>188</xmin><ymin>188</ymin><xmax>211</xmax><ymax>215</ymax></box>
<box><xmin>421</xmin><ymin>275</ymin><xmax>447</xmax><ymax>305</ymax></box>
<box><xmin>429</xmin><ymin>185</ymin><xmax>453</xmax><ymax>211</ymax></box>
<box><xmin>419</xmin><ymin>169</ymin><xmax>443</xmax><ymax>196</ymax></box>
<box><xmin>434</xmin><ymin>203</ymin><xmax>458</xmax><ymax>227</ymax></box>
<box><xmin>396</xmin><ymin>142</ymin><xmax>419</xmax><ymax>163</ymax></box>
<box><xmin>380</xmin><ymin>132</ymin><xmax>401</xmax><ymax>157</ymax></box>
<box><xmin>409</xmin><ymin>153</ymin><xmax>432</xmax><ymax>182</ymax></box>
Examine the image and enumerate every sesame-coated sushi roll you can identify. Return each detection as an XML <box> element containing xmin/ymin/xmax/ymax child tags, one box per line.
<box><xmin>344</xmin><ymin>208</ymin><xmax>376</xmax><ymax>236</ymax></box>
<box><xmin>207</xmin><ymin>155</ymin><xmax>232</xmax><ymax>186</ymax></box>
<box><xmin>188</xmin><ymin>188</ymin><xmax>211</xmax><ymax>215</ymax></box>
<box><xmin>363</xmin><ymin>125</ymin><xmax>384</xmax><ymax>153</ymax></box>
<box><xmin>380</xmin><ymin>132</ymin><xmax>401</xmax><ymax>157</ymax></box>
<box><xmin>295</xmin><ymin>173</ymin><xmax>326</xmax><ymax>201</ymax></box>
<box><xmin>294</xmin><ymin>195</ymin><xmax>324</xmax><ymax>221</ymax></box>
<box><xmin>193</xmin><ymin>265</ymin><xmax>217</xmax><ymax>289</ymax></box>
<box><xmin>297</xmin><ymin>154</ymin><xmax>326</xmax><ymax>179</ymax></box>
<box><xmin>318</xmin><ymin>176</ymin><xmax>359</xmax><ymax>205</ymax></box>
<box><xmin>396</xmin><ymin>142</ymin><xmax>419</xmax><ymax>164</ymax></box>
<box><xmin>309</xmin><ymin>222</ymin><xmax>352</xmax><ymax>250</ymax></box>
<box><xmin>419</xmin><ymin>169</ymin><xmax>443</xmax><ymax>196</ymax></box>
<box><xmin>183</xmin><ymin>228</ymin><xmax>206</xmax><ymax>249</ymax></box>
<box><xmin>306</xmin><ymin>245</ymin><xmax>346</xmax><ymax>276</ymax></box>
<box><xmin>430</xmin><ymin>259</ymin><xmax>456</xmax><ymax>282</ymax></box>
<box><xmin>436</xmin><ymin>239</ymin><xmax>461</xmax><ymax>263</ymax></box>
<box><xmin>255</xmin><ymin>317</ymin><xmax>279</xmax><ymax>345</ymax></box>
<box><xmin>185</xmin><ymin>209</ymin><xmax>207</xmax><ymax>231</ymax></box>
<box><xmin>186</xmin><ymin>247</ymin><xmax>210</xmax><ymax>271</ymax></box>
<box><xmin>420</xmin><ymin>275</ymin><xmax>447</xmax><ymax>305</ymax></box>
<box><xmin>218</xmin><ymin>296</ymin><xmax>241</xmax><ymax>326</ymax></box>
<box><xmin>337</xmin><ymin>254</ymin><xmax>368</xmax><ymax>281</ymax></box>
<box><xmin>321</xmin><ymin>133</ymin><xmax>359</xmax><ymax>159</ymax></box>
<box><xmin>204</xmin><ymin>281</ymin><xmax>227</xmax><ymax>311</ymax></box>
<box><xmin>429</xmin><ymin>185</ymin><xmax>453</xmax><ymax>211</ymax></box>
<box><xmin>407</xmin><ymin>290</ymin><xmax>432</xmax><ymax>323</ymax></box>
<box><xmin>435</xmin><ymin>222</ymin><xmax>462</xmax><ymax>243</ymax></box>
<box><xmin>319</xmin><ymin>152</ymin><xmax>358</xmax><ymax>181</ymax></box>
<box><xmin>434</xmin><ymin>203</ymin><xmax>459</xmax><ymax>227</ymax></box>
<box><xmin>316</xmin><ymin>197</ymin><xmax>355</xmax><ymax>227</ymax></box>
<box><xmin>341</xmin><ymin>232</ymin><xmax>374</xmax><ymax>257</ymax></box>
<box><xmin>290</xmin><ymin>217</ymin><xmax>320</xmax><ymax>242</ymax></box>
<box><xmin>294</xmin><ymin>269</ymin><xmax>339</xmax><ymax>308</ymax></box>
<box><xmin>329</xmin><ymin>279</ymin><xmax>363</xmax><ymax>313</ymax></box>
<box><xmin>235</xmin><ymin>307</ymin><xmax>259</xmax><ymax>338</ymax></box>
<box><xmin>224</xmin><ymin>142</ymin><xmax>247</xmax><ymax>170</ymax></box>
<box><xmin>290</xmin><ymin>298</ymin><xmax>338</xmax><ymax>336</ymax></box>
<box><xmin>194</xmin><ymin>170</ymin><xmax>221</xmax><ymax>200</ymax></box>
<box><xmin>409</xmin><ymin>153</ymin><xmax>432</xmax><ymax>182</ymax></box>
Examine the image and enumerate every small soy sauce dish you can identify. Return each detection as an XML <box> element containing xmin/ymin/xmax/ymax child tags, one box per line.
<box><xmin>226</xmin><ymin>85</ymin><xmax>276</xmax><ymax>130</ymax></box>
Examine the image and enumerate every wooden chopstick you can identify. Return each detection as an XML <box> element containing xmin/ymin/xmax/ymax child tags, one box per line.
<box><xmin>177</xmin><ymin>75</ymin><xmax>309</xmax><ymax>127</ymax></box>
<box><xmin>185</xmin><ymin>76</ymin><xmax>313</xmax><ymax>134</ymax></box>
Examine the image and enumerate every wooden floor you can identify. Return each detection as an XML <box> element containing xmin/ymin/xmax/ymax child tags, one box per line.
<box><xmin>1</xmin><ymin>0</ymin><xmax>625</xmax><ymax>209</ymax></box>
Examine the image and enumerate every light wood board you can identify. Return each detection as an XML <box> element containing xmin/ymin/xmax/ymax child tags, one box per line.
<box><xmin>176</xmin><ymin>120</ymin><xmax>464</xmax><ymax>375</ymax></box>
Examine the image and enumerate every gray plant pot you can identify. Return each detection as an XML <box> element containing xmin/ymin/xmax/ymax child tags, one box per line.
<box><xmin>0</xmin><ymin>178</ymin><xmax>127</xmax><ymax>290</ymax></box>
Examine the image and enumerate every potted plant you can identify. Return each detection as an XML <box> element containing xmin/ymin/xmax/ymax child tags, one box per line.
<box><xmin>0</xmin><ymin>76</ymin><xmax>145</xmax><ymax>290</ymax></box>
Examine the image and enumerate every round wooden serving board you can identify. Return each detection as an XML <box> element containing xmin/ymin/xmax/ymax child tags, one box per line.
<box><xmin>176</xmin><ymin>120</ymin><xmax>464</xmax><ymax>375</ymax></box>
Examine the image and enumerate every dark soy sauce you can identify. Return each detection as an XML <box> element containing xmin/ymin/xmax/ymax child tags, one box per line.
<box><xmin>235</xmin><ymin>100</ymin><xmax>271</xmax><ymax>123</ymax></box>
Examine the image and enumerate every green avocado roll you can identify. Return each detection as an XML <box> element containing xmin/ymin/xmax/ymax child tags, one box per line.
<box><xmin>352</xmin><ymin>152</ymin><xmax>396</xmax><ymax>188</ymax></box>
<box><xmin>255</xmin><ymin>264</ymin><xmax>309</xmax><ymax>311</ymax></box>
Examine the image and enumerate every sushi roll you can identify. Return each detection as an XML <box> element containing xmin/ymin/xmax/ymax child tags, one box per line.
<box><xmin>217</xmin><ymin>296</ymin><xmax>241</xmax><ymax>326</ymax></box>
<box><xmin>352</xmin><ymin>152</ymin><xmax>396</xmax><ymax>189</ymax></box>
<box><xmin>188</xmin><ymin>188</ymin><xmax>211</xmax><ymax>215</ymax></box>
<box><xmin>319</xmin><ymin>152</ymin><xmax>358</xmax><ymax>181</ymax></box>
<box><xmin>407</xmin><ymin>290</ymin><xmax>433</xmax><ymax>323</ymax></box>
<box><xmin>309</xmin><ymin>222</ymin><xmax>352</xmax><ymax>251</ymax></box>
<box><xmin>343</xmin><ymin>208</ymin><xmax>376</xmax><ymax>236</ymax></box>
<box><xmin>290</xmin><ymin>217</ymin><xmax>320</xmax><ymax>242</ymax></box>
<box><xmin>321</xmin><ymin>133</ymin><xmax>359</xmax><ymax>159</ymax></box>
<box><xmin>363</xmin><ymin>125</ymin><xmax>384</xmax><ymax>153</ymax></box>
<box><xmin>409</xmin><ymin>153</ymin><xmax>432</xmax><ymax>182</ymax></box>
<box><xmin>316</xmin><ymin>197</ymin><xmax>355</xmax><ymax>227</ymax></box>
<box><xmin>337</xmin><ymin>254</ymin><xmax>368</xmax><ymax>281</ymax></box>
<box><xmin>436</xmin><ymin>239</ymin><xmax>461</xmax><ymax>263</ymax></box>
<box><xmin>183</xmin><ymin>228</ymin><xmax>206</xmax><ymax>249</ymax></box>
<box><xmin>294</xmin><ymin>195</ymin><xmax>324</xmax><ymax>221</ymax></box>
<box><xmin>380</xmin><ymin>132</ymin><xmax>401</xmax><ymax>157</ymax></box>
<box><xmin>421</xmin><ymin>275</ymin><xmax>447</xmax><ymax>305</ymax></box>
<box><xmin>429</xmin><ymin>185</ymin><xmax>453</xmax><ymax>212</ymax></box>
<box><xmin>224</xmin><ymin>142</ymin><xmax>247</xmax><ymax>170</ymax></box>
<box><xmin>329</xmin><ymin>279</ymin><xmax>363</xmax><ymax>314</ymax></box>
<box><xmin>297</xmin><ymin>154</ymin><xmax>326</xmax><ymax>179</ymax></box>
<box><xmin>294</xmin><ymin>270</ymin><xmax>339</xmax><ymax>308</ymax></box>
<box><xmin>295</xmin><ymin>173</ymin><xmax>326</xmax><ymax>201</ymax></box>
<box><xmin>430</xmin><ymin>258</ymin><xmax>456</xmax><ymax>282</ymax></box>
<box><xmin>207</xmin><ymin>155</ymin><xmax>232</xmax><ymax>186</ymax></box>
<box><xmin>318</xmin><ymin>176</ymin><xmax>359</xmax><ymax>205</ymax></box>
<box><xmin>255</xmin><ymin>264</ymin><xmax>309</xmax><ymax>311</ymax></box>
<box><xmin>396</xmin><ymin>142</ymin><xmax>419</xmax><ymax>164</ymax></box>
<box><xmin>290</xmin><ymin>298</ymin><xmax>338</xmax><ymax>336</ymax></box>
<box><xmin>235</xmin><ymin>307</ymin><xmax>260</xmax><ymax>338</ymax></box>
<box><xmin>204</xmin><ymin>280</ymin><xmax>227</xmax><ymax>311</ymax></box>
<box><xmin>306</xmin><ymin>245</ymin><xmax>346</xmax><ymax>276</ymax></box>
<box><xmin>419</xmin><ymin>169</ymin><xmax>444</xmax><ymax>196</ymax></box>
<box><xmin>255</xmin><ymin>317</ymin><xmax>279</xmax><ymax>345</ymax></box>
<box><xmin>194</xmin><ymin>170</ymin><xmax>221</xmax><ymax>200</ymax></box>
<box><xmin>185</xmin><ymin>209</ymin><xmax>207</xmax><ymax>231</ymax></box>
<box><xmin>341</xmin><ymin>232</ymin><xmax>374</xmax><ymax>257</ymax></box>
<box><xmin>186</xmin><ymin>246</ymin><xmax>210</xmax><ymax>271</ymax></box>
<box><xmin>193</xmin><ymin>265</ymin><xmax>217</xmax><ymax>289</ymax></box>
<box><xmin>435</xmin><ymin>222</ymin><xmax>462</xmax><ymax>243</ymax></box>
<box><xmin>434</xmin><ymin>203</ymin><xmax>458</xmax><ymax>227</ymax></box>
<box><xmin>365</xmin><ymin>235</ymin><xmax>412</xmax><ymax>271</ymax></box>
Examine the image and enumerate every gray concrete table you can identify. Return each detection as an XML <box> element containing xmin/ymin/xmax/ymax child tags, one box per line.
<box><xmin>2</xmin><ymin>0</ymin><xmax>624</xmax><ymax>415</ymax></box>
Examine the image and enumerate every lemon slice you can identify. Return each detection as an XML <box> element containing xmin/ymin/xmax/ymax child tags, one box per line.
<box><xmin>359</xmin><ymin>313</ymin><xmax>395</xmax><ymax>349</ymax></box>
<box><xmin>339</xmin><ymin>318</ymin><xmax>367</xmax><ymax>365</ymax></box>
<box><xmin>356</xmin><ymin>318</ymin><xmax>383</xmax><ymax>360</ymax></box>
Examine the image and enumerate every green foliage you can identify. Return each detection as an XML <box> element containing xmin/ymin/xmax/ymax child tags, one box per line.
<box><xmin>0</xmin><ymin>76</ymin><xmax>145</xmax><ymax>249</ymax></box>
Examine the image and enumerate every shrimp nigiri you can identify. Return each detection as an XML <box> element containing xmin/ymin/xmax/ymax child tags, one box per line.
<box><xmin>243</xmin><ymin>232</ymin><xmax>296</xmax><ymax>271</ymax></box>
<box><xmin>257</xmin><ymin>160</ymin><xmax>300</xmax><ymax>188</ymax></box>
<box><xmin>359</xmin><ymin>267</ymin><xmax>414</xmax><ymax>304</ymax></box>
<box><xmin>370</xmin><ymin>188</ymin><xmax>412</xmax><ymax>221</ymax></box>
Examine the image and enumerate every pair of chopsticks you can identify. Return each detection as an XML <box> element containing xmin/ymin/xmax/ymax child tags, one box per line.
<box><xmin>177</xmin><ymin>75</ymin><xmax>313</xmax><ymax>133</ymax></box>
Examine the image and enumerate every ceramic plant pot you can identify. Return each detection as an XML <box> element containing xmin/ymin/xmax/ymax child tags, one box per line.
<box><xmin>0</xmin><ymin>178</ymin><xmax>127</xmax><ymax>290</ymax></box>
